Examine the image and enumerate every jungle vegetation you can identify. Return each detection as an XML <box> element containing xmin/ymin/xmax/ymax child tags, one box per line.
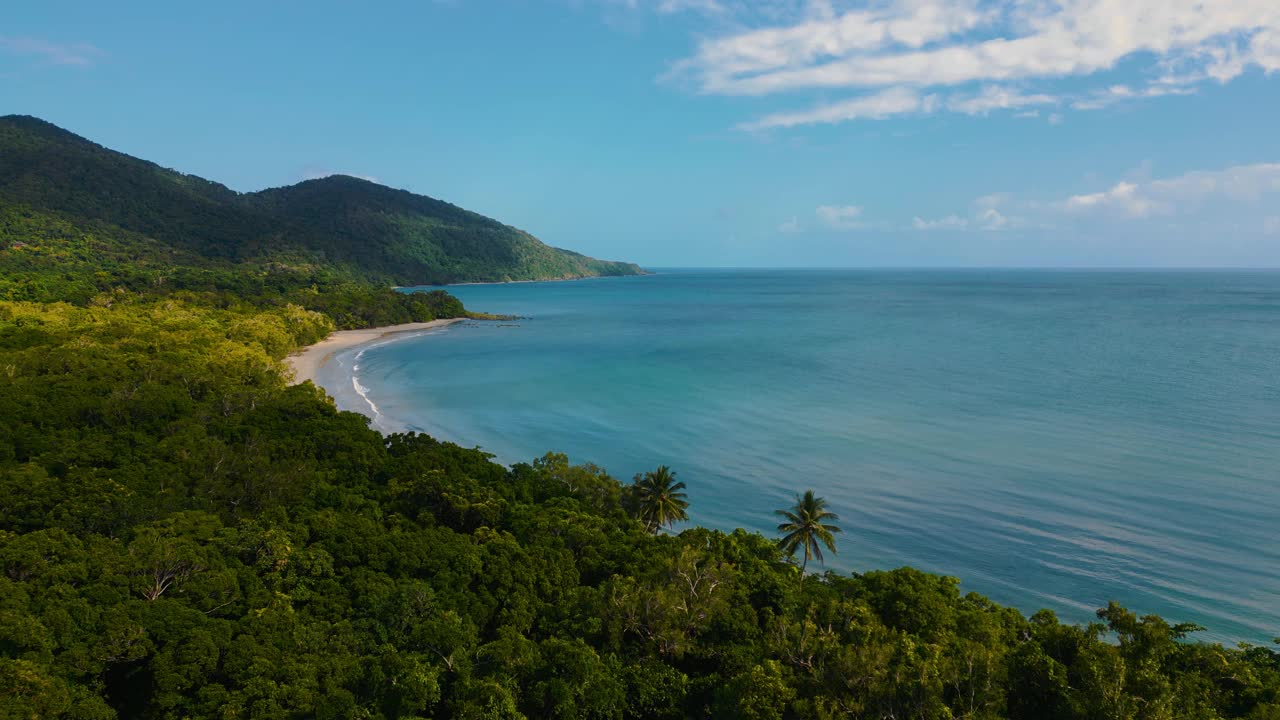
<box><xmin>0</xmin><ymin>115</ymin><xmax>1277</xmax><ymax>720</ymax></box>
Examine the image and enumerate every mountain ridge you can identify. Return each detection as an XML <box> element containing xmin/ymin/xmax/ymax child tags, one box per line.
<box><xmin>0</xmin><ymin>114</ymin><xmax>644</xmax><ymax>284</ymax></box>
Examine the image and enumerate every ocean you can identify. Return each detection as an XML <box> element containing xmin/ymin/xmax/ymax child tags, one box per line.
<box><xmin>314</xmin><ymin>269</ymin><xmax>1280</xmax><ymax>643</ymax></box>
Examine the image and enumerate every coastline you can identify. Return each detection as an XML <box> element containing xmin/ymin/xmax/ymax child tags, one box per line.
<box><xmin>285</xmin><ymin>318</ymin><xmax>464</xmax><ymax>386</ymax></box>
<box><xmin>444</xmin><ymin>273</ymin><xmax>648</xmax><ymax>287</ymax></box>
<box><xmin>392</xmin><ymin>270</ymin><xmax>653</xmax><ymax>290</ymax></box>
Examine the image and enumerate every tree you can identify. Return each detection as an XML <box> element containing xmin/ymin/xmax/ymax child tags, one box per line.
<box><xmin>775</xmin><ymin>490</ymin><xmax>841</xmax><ymax>574</ymax></box>
<box><xmin>628</xmin><ymin>466</ymin><xmax>689</xmax><ymax>534</ymax></box>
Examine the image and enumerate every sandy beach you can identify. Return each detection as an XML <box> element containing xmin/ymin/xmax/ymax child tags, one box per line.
<box><xmin>286</xmin><ymin>318</ymin><xmax>464</xmax><ymax>386</ymax></box>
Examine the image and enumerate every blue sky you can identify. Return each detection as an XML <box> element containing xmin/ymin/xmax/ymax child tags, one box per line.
<box><xmin>3</xmin><ymin>0</ymin><xmax>1280</xmax><ymax>267</ymax></box>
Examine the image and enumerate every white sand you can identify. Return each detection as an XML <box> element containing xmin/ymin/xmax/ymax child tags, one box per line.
<box><xmin>285</xmin><ymin>318</ymin><xmax>464</xmax><ymax>386</ymax></box>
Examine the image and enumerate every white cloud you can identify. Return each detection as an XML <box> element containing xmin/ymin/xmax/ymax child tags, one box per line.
<box><xmin>679</xmin><ymin>0</ymin><xmax>990</xmax><ymax>91</ymax></box>
<box><xmin>740</xmin><ymin>87</ymin><xmax>930</xmax><ymax>129</ymax></box>
<box><xmin>741</xmin><ymin>80</ymin><xmax>1194</xmax><ymax>127</ymax></box>
<box><xmin>1058</xmin><ymin>163</ymin><xmax>1280</xmax><ymax>217</ymax></box>
<box><xmin>0</xmin><ymin>37</ymin><xmax>103</xmax><ymax>66</ymax></box>
<box><xmin>686</xmin><ymin>1</ymin><xmax>1280</xmax><ymax>94</ymax></box>
<box><xmin>1070</xmin><ymin>83</ymin><xmax>1197</xmax><ymax>110</ymax></box>
<box><xmin>800</xmin><ymin>163</ymin><xmax>1280</xmax><ymax>236</ymax></box>
<box><xmin>654</xmin><ymin>0</ymin><xmax>724</xmax><ymax>13</ymax></box>
<box><xmin>670</xmin><ymin>0</ymin><xmax>1280</xmax><ymax>128</ymax></box>
<box><xmin>947</xmin><ymin>86</ymin><xmax>1058</xmax><ymax>115</ymax></box>
<box><xmin>911</xmin><ymin>207</ymin><xmax>1014</xmax><ymax>231</ymax></box>
<box><xmin>977</xmin><ymin>208</ymin><xmax>1010</xmax><ymax>230</ymax></box>
<box><xmin>816</xmin><ymin>204</ymin><xmax>863</xmax><ymax>229</ymax></box>
<box><xmin>1151</xmin><ymin>163</ymin><xmax>1280</xmax><ymax>202</ymax></box>
<box><xmin>599</xmin><ymin>0</ymin><xmax>810</xmax><ymax>25</ymax></box>
<box><xmin>913</xmin><ymin>214</ymin><xmax>969</xmax><ymax>230</ymax></box>
<box><xmin>1061</xmin><ymin>181</ymin><xmax>1168</xmax><ymax>217</ymax></box>
<box><xmin>902</xmin><ymin>163</ymin><xmax>1280</xmax><ymax>236</ymax></box>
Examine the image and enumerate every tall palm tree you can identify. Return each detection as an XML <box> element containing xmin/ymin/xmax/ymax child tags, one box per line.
<box><xmin>630</xmin><ymin>465</ymin><xmax>689</xmax><ymax>533</ymax></box>
<box><xmin>776</xmin><ymin>490</ymin><xmax>841</xmax><ymax>574</ymax></box>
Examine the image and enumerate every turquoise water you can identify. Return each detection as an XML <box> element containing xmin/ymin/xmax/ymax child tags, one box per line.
<box><xmin>317</xmin><ymin>270</ymin><xmax>1280</xmax><ymax>643</ymax></box>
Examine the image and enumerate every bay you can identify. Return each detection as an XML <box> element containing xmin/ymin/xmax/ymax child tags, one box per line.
<box><xmin>316</xmin><ymin>269</ymin><xmax>1280</xmax><ymax>643</ymax></box>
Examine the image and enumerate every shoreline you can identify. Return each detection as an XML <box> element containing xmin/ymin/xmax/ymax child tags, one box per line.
<box><xmin>285</xmin><ymin>318</ymin><xmax>464</xmax><ymax>386</ymax></box>
<box><xmin>392</xmin><ymin>271</ymin><xmax>653</xmax><ymax>290</ymax></box>
<box><xmin>443</xmin><ymin>273</ymin><xmax>647</xmax><ymax>287</ymax></box>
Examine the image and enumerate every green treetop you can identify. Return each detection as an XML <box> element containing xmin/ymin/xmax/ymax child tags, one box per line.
<box><xmin>776</xmin><ymin>490</ymin><xmax>842</xmax><ymax>574</ymax></box>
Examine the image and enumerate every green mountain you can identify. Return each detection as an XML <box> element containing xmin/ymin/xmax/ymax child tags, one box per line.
<box><xmin>0</xmin><ymin>114</ymin><xmax>643</xmax><ymax>284</ymax></box>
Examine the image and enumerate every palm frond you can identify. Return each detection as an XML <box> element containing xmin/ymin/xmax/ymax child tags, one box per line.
<box><xmin>774</xmin><ymin>489</ymin><xmax>843</xmax><ymax>572</ymax></box>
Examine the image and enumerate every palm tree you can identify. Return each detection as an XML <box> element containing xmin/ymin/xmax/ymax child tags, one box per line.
<box><xmin>776</xmin><ymin>490</ymin><xmax>841</xmax><ymax>574</ymax></box>
<box><xmin>630</xmin><ymin>465</ymin><xmax>689</xmax><ymax>533</ymax></box>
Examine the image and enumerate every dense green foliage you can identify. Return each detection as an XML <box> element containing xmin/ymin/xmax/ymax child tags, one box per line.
<box><xmin>0</xmin><ymin>196</ymin><xmax>471</xmax><ymax>329</ymax></box>
<box><xmin>0</xmin><ymin>115</ymin><xmax>644</xmax><ymax>285</ymax></box>
<box><xmin>2</xmin><ymin>299</ymin><xmax>1279</xmax><ymax>719</ymax></box>
<box><xmin>1</xmin><ymin>114</ymin><xmax>1277</xmax><ymax>720</ymax></box>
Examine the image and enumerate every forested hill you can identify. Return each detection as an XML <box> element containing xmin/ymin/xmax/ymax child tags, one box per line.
<box><xmin>0</xmin><ymin>114</ymin><xmax>643</xmax><ymax>284</ymax></box>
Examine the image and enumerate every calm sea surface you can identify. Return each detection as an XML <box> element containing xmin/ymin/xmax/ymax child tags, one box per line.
<box><xmin>315</xmin><ymin>270</ymin><xmax>1280</xmax><ymax>643</ymax></box>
